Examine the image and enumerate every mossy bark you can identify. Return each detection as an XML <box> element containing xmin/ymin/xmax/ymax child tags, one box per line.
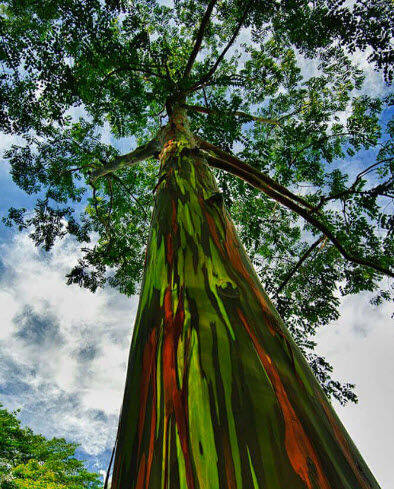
<box><xmin>110</xmin><ymin>116</ymin><xmax>380</xmax><ymax>489</ymax></box>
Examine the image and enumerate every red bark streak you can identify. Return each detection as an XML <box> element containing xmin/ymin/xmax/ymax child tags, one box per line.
<box><xmin>222</xmin><ymin>433</ymin><xmax>237</xmax><ymax>489</ymax></box>
<box><xmin>162</xmin><ymin>286</ymin><xmax>195</xmax><ymax>489</ymax></box>
<box><xmin>237</xmin><ymin>308</ymin><xmax>331</xmax><ymax>489</ymax></box>
<box><xmin>201</xmin><ymin>200</ymin><xmax>224</xmax><ymax>255</ymax></box>
<box><xmin>166</xmin><ymin>200</ymin><xmax>178</xmax><ymax>267</ymax></box>
<box><xmin>202</xmin><ymin>197</ymin><xmax>279</xmax><ymax>337</ymax></box>
<box><xmin>144</xmin><ymin>245</ymin><xmax>149</xmax><ymax>269</ymax></box>
<box><xmin>319</xmin><ymin>395</ymin><xmax>372</xmax><ymax>489</ymax></box>
<box><xmin>137</xmin><ymin>329</ymin><xmax>157</xmax><ymax>458</ymax></box>
<box><xmin>166</xmin><ymin>233</ymin><xmax>173</xmax><ymax>266</ymax></box>
<box><xmin>136</xmin><ymin>453</ymin><xmax>147</xmax><ymax>489</ymax></box>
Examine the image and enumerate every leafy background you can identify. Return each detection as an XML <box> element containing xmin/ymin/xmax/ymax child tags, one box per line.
<box><xmin>0</xmin><ymin>0</ymin><xmax>393</xmax><ymax>486</ymax></box>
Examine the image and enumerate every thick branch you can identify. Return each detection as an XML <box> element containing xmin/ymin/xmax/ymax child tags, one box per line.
<box><xmin>276</xmin><ymin>236</ymin><xmax>325</xmax><ymax>294</ymax></box>
<box><xmin>182</xmin><ymin>0</ymin><xmax>218</xmax><ymax>79</ymax></box>
<box><xmin>189</xmin><ymin>4</ymin><xmax>251</xmax><ymax>91</ymax></box>
<box><xmin>183</xmin><ymin>104</ymin><xmax>280</xmax><ymax>125</ymax></box>
<box><xmin>90</xmin><ymin>139</ymin><xmax>160</xmax><ymax>182</ymax></box>
<box><xmin>196</xmin><ymin>137</ymin><xmax>315</xmax><ymax>211</ymax></box>
<box><xmin>203</xmin><ymin>149</ymin><xmax>393</xmax><ymax>278</ymax></box>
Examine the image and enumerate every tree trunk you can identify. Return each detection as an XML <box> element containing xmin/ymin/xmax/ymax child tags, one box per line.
<box><xmin>110</xmin><ymin>112</ymin><xmax>380</xmax><ymax>489</ymax></box>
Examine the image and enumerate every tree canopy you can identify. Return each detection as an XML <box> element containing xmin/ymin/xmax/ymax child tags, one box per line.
<box><xmin>1</xmin><ymin>0</ymin><xmax>393</xmax><ymax>406</ymax></box>
<box><xmin>0</xmin><ymin>404</ymin><xmax>101</xmax><ymax>489</ymax></box>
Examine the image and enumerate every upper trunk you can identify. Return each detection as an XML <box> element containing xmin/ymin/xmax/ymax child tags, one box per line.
<box><xmin>110</xmin><ymin>112</ymin><xmax>380</xmax><ymax>489</ymax></box>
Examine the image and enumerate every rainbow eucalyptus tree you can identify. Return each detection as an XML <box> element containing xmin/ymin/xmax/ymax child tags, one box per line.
<box><xmin>1</xmin><ymin>1</ymin><xmax>393</xmax><ymax>488</ymax></box>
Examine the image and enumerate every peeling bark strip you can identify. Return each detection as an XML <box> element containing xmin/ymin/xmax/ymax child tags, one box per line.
<box><xmin>111</xmin><ymin>129</ymin><xmax>380</xmax><ymax>488</ymax></box>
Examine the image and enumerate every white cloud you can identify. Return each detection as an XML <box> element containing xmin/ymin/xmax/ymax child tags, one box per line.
<box><xmin>1</xmin><ymin>230</ymin><xmax>392</xmax><ymax>486</ymax></box>
<box><xmin>315</xmin><ymin>292</ymin><xmax>394</xmax><ymax>488</ymax></box>
<box><xmin>0</xmin><ymin>231</ymin><xmax>138</xmax><ymax>455</ymax></box>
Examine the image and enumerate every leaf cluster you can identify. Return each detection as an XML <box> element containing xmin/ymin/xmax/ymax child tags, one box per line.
<box><xmin>1</xmin><ymin>0</ymin><xmax>393</xmax><ymax>403</ymax></box>
<box><xmin>0</xmin><ymin>404</ymin><xmax>101</xmax><ymax>489</ymax></box>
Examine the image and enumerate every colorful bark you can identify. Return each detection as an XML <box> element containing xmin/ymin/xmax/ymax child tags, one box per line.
<box><xmin>110</xmin><ymin>128</ymin><xmax>380</xmax><ymax>489</ymax></box>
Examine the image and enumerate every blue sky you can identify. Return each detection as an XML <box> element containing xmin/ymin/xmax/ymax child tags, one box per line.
<box><xmin>0</xmin><ymin>39</ymin><xmax>393</xmax><ymax>488</ymax></box>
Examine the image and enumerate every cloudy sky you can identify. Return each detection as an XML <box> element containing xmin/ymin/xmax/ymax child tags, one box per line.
<box><xmin>0</xmin><ymin>19</ymin><xmax>393</xmax><ymax>489</ymax></box>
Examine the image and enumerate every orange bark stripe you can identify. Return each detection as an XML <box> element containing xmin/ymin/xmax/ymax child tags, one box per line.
<box><xmin>224</xmin><ymin>218</ymin><xmax>278</xmax><ymax>336</ymax></box>
<box><xmin>204</xmin><ymin>210</ymin><xmax>224</xmax><ymax>255</ymax></box>
<box><xmin>237</xmin><ymin>308</ymin><xmax>331</xmax><ymax>489</ymax></box>
<box><xmin>222</xmin><ymin>433</ymin><xmax>237</xmax><ymax>489</ymax></box>
<box><xmin>166</xmin><ymin>233</ymin><xmax>173</xmax><ymax>266</ymax></box>
<box><xmin>171</xmin><ymin>198</ymin><xmax>178</xmax><ymax>233</ymax></box>
<box><xmin>136</xmin><ymin>453</ymin><xmax>147</xmax><ymax>489</ymax></box>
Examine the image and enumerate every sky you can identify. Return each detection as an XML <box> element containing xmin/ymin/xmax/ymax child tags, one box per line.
<box><xmin>0</xmin><ymin>16</ymin><xmax>393</xmax><ymax>489</ymax></box>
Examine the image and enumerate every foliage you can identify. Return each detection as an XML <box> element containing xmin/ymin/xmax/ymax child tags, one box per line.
<box><xmin>1</xmin><ymin>0</ymin><xmax>393</xmax><ymax>405</ymax></box>
<box><xmin>0</xmin><ymin>404</ymin><xmax>101</xmax><ymax>489</ymax></box>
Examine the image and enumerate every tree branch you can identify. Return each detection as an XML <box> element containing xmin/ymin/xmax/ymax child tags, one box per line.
<box><xmin>101</xmin><ymin>65</ymin><xmax>167</xmax><ymax>83</ymax></box>
<box><xmin>276</xmin><ymin>236</ymin><xmax>325</xmax><ymax>295</ymax></box>
<box><xmin>313</xmin><ymin>158</ymin><xmax>394</xmax><ymax>212</ymax></box>
<box><xmin>109</xmin><ymin>173</ymin><xmax>149</xmax><ymax>220</ymax></box>
<box><xmin>189</xmin><ymin>3</ymin><xmax>251</xmax><ymax>91</ymax></box>
<box><xmin>291</xmin><ymin>132</ymin><xmax>377</xmax><ymax>165</ymax></box>
<box><xmin>183</xmin><ymin>104</ymin><xmax>280</xmax><ymax>125</ymax></box>
<box><xmin>201</xmin><ymin>146</ymin><xmax>394</xmax><ymax>278</ymax></box>
<box><xmin>182</xmin><ymin>0</ymin><xmax>218</xmax><ymax>79</ymax></box>
<box><xmin>90</xmin><ymin>139</ymin><xmax>161</xmax><ymax>182</ymax></box>
<box><xmin>196</xmin><ymin>137</ymin><xmax>315</xmax><ymax>211</ymax></box>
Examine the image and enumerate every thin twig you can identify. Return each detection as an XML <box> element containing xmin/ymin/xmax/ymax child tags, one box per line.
<box><xmin>109</xmin><ymin>173</ymin><xmax>149</xmax><ymax>219</ymax></box>
<box><xmin>101</xmin><ymin>65</ymin><xmax>167</xmax><ymax>84</ymax></box>
<box><xmin>184</xmin><ymin>103</ymin><xmax>280</xmax><ymax>125</ymax></box>
<box><xmin>276</xmin><ymin>236</ymin><xmax>325</xmax><ymax>294</ymax></box>
<box><xmin>313</xmin><ymin>159</ymin><xmax>394</xmax><ymax>212</ymax></box>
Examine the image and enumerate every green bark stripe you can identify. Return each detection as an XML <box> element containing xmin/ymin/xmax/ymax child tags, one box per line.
<box><xmin>111</xmin><ymin>139</ymin><xmax>380</xmax><ymax>489</ymax></box>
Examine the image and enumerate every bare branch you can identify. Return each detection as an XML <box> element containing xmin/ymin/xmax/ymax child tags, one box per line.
<box><xmin>182</xmin><ymin>0</ymin><xmax>218</xmax><ymax>79</ymax></box>
<box><xmin>276</xmin><ymin>236</ymin><xmax>325</xmax><ymax>295</ymax></box>
<box><xmin>202</xmin><ymin>147</ymin><xmax>394</xmax><ymax>278</ymax></box>
<box><xmin>183</xmin><ymin>104</ymin><xmax>280</xmax><ymax>125</ymax></box>
<box><xmin>189</xmin><ymin>3</ymin><xmax>251</xmax><ymax>91</ymax></box>
<box><xmin>90</xmin><ymin>139</ymin><xmax>161</xmax><ymax>183</ymax></box>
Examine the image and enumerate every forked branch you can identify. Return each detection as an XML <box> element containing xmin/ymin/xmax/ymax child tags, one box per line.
<box><xmin>90</xmin><ymin>139</ymin><xmax>161</xmax><ymax>182</ymax></box>
<box><xmin>189</xmin><ymin>3</ymin><xmax>251</xmax><ymax>91</ymax></box>
<box><xmin>183</xmin><ymin>0</ymin><xmax>218</xmax><ymax>79</ymax></box>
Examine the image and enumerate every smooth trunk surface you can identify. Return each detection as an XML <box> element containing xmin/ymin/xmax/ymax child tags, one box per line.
<box><xmin>111</xmin><ymin>129</ymin><xmax>379</xmax><ymax>489</ymax></box>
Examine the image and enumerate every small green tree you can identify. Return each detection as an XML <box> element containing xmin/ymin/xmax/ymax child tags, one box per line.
<box><xmin>0</xmin><ymin>404</ymin><xmax>101</xmax><ymax>489</ymax></box>
<box><xmin>1</xmin><ymin>1</ymin><xmax>393</xmax><ymax>488</ymax></box>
